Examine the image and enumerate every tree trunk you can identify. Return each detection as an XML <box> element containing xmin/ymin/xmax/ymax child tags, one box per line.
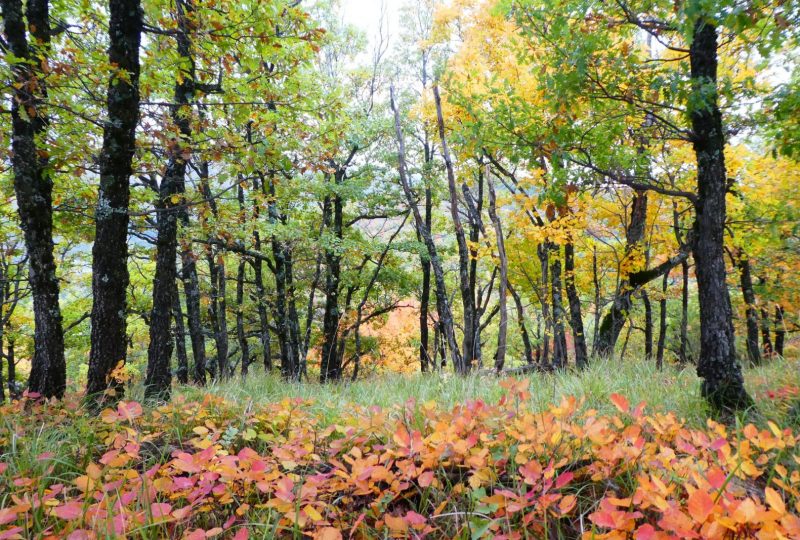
<box><xmin>679</xmin><ymin>259</ymin><xmax>690</xmax><ymax>363</ymax></box>
<box><xmin>418</xmin><ymin>181</ymin><xmax>433</xmax><ymax>372</ymax></box>
<box><xmin>252</xmin><ymin>232</ymin><xmax>272</xmax><ymax>372</ymax></box>
<box><xmin>236</xmin><ymin>257</ymin><xmax>250</xmax><ymax>377</ymax></box>
<box><xmin>656</xmin><ymin>270</ymin><xmax>669</xmax><ymax>370</ymax></box>
<box><xmin>760</xmin><ymin>307</ymin><xmax>773</xmax><ymax>358</ymax></box>
<box><xmin>509</xmin><ymin>283</ymin><xmax>535</xmax><ymax>365</ymax></box>
<box><xmin>391</xmin><ymin>86</ymin><xmax>464</xmax><ymax>373</ymax></box>
<box><xmin>595</xmin><ymin>190</ymin><xmax>648</xmax><ymax>357</ymax></box>
<box><xmin>538</xmin><ymin>244</ymin><xmax>551</xmax><ymax>368</ymax></box>
<box><xmin>433</xmin><ymin>85</ymin><xmax>476</xmax><ymax>371</ymax></box>
<box><xmin>173</xmin><ymin>285</ymin><xmax>189</xmax><ymax>384</ymax></box>
<box><xmin>564</xmin><ymin>242</ymin><xmax>588</xmax><ymax>368</ymax></box>
<box><xmin>774</xmin><ymin>305</ymin><xmax>785</xmax><ymax>357</ymax></box>
<box><xmin>736</xmin><ymin>253</ymin><xmax>761</xmax><ymax>365</ymax></box>
<box><xmin>592</xmin><ymin>246</ymin><xmax>602</xmax><ymax>350</ymax></box>
<box><xmin>690</xmin><ymin>17</ymin><xmax>751</xmax><ymax>411</ymax></box>
<box><xmin>145</xmin><ymin>0</ymin><xmax>198</xmax><ymax>400</ymax></box>
<box><xmin>180</xmin><ymin>232</ymin><xmax>206</xmax><ymax>385</ymax></box>
<box><xmin>87</xmin><ymin>0</ymin><xmax>142</xmax><ymax>400</ymax></box>
<box><xmin>1</xmin><ymin>0</ymin><xmax>66</xmax><ymax>399</ymax></box>
<box><xmin>321</xmin><ymin>176</ymin><xmax>344</xmax><ymax>382</ymax></box>
<box><xmin>486</xmin><ymin>176</ymin><xmax>508</xmax><ymax>370</ymax></box>
<box><xmin>550</xmin><ymin>246</ymin><xmax>568</xmax><ymax>368</ymax></box>
<box><xmin>643</xmin><ymin>290</ymin><xmax>653</xmax><ymax>360</ymax></box>
<box><xmin>7</xmin><ymin>338</ymin><xmax>15</xmax><ymax>399</ymax></box>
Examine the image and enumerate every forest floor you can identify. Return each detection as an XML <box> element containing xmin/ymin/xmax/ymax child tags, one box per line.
<box><xmin>1</xmin><ymin>357</ymin><xmax>800</xmax><ymax>539</ymax></box>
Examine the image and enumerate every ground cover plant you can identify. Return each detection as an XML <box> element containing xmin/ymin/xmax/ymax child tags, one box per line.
<box><xmin>2</xmin><ymin>358</ymin><xmax>799</xmax><ymax>539</ymax></box>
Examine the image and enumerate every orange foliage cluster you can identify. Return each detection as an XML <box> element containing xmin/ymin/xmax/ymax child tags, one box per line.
<box><xmin>1</xmin><ymin>382</ymin><xmax>799</xmax><ymax>539</ymax></box>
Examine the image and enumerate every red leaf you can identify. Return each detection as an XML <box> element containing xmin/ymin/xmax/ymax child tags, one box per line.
<box><xmin>53</xmin><ymin>501</ymin><xmax>83</xmax><ymax>521</ymax></box>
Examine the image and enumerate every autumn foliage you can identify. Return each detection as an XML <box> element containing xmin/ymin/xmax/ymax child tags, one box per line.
<box><xmin>2</xmin><ymin>380</ymin><xmax>800</xmax><ymax>539</ymax></box>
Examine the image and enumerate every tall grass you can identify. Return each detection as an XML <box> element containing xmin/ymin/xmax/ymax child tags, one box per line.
<box><xmin>176</xmin><ymin>356</ymin><xmax>800</xmax><ymax>428</ymax></box>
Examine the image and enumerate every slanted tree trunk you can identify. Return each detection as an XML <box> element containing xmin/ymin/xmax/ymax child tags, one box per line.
<box><xmin>145</xmin><ymin>0</ymin><xmax>198</xmax><ymax>400</ymax></box>
<box><xmin>509</xmin><ymin>283</ymin><xmax>535</xmax><ymax>365</ymax></box>
<box><xmin>592</xmin><ymin>246</ymin><xmax>602</xmax><ymax>349</ymax></box>
<box><xmin>656</xmin><ymin>270</ymin><xmax>669</xmax><ymax>370</ymax></box>
<box><xmin>486</xmin><ymin>175</ymin><xmax>508</xmax><ymax>370</ymax></box>
<box><xmin>774</xmin><ymin>306</ymin><xmax>785</xmax><ymax>357</ymax></box>
<box><xmin>550</xmin><ymin>246</ymin><xmax>568</xmax><ymax>368</ymax></box>
<box><xmin>735</xmin><ymin>252</ymin><xmax>761</xmax><ymax>365</ymax></box>
<box><xmin>1</xmin><ymin>0</ymin><xmax>66</xmax><ymax>399</ymax></box>
<box><xmin>173</xmin><ymin>286</ymin><xmax>189</xmax><ymax>384</ymax></box>
<box><xmin>391</xmin><ymin>86</ymin><xmax>464</xmax><ymax>373</ymax></box>
<box><xmin>564</xmin><ymin>242</ymin><xmax>588</xmax><ymax>368</ymax></box>
<box><xmin>433</xmin><ymin>85</ymin><xmax>476</xmax><ymax>371</ymax></box>
<box><xmin>689</xmin><ymin>17</ymin><xmax>751</xmax><ymax>411</ymax></box>
<box><xmin>87</xmin><ymin>0</ymin><xmax>142</xmax><ymax>400</ymax></box>
<box><xmin>595</xmin><ymin>190</ymin><xmax>648</xmax><ymax>357</ymax></box>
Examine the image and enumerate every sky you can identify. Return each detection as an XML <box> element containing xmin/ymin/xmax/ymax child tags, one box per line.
<box><xmin>340</xmin><ymin>0</ymin><xmax>403</xmax><ymax>47</ymax></box>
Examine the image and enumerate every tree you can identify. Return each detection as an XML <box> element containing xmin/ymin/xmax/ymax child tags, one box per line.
<box><xmin>1</xmin><ymin>0</ymin><xmax>65</xmax><ymax>398</ymax></box>
<box><xmin>86</xmin><ymin>0</ymin><xmax>142</xmax><ymax>401</ymax></box>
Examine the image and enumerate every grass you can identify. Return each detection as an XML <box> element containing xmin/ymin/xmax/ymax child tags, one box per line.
<box><xmin>174</xmin><ymin>355</ymin><xmax>800</xmax><ymax>429</ymax></box>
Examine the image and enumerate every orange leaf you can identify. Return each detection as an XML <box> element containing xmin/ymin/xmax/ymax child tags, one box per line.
<box><xmin>764</xmin><ymin>488</ymin><xmax>786</xmax><ymax>515</ymax></box>
<box><xmin>687</xmin><ymin>489</ymin><xmax>715</xmax><ymax>523</ymax></box>
<box><xmin>385</xmin><ymin>514</ymin><xmax>408</xmax><ymax>533</ymax></box>
<box><xmin>609</xmin><ymin>393</ymin><xmax>629</xmax><ymax>413</ymax></box>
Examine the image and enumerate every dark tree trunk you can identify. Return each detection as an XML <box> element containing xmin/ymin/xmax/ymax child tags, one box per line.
<box><xmin>321</xmin><ymin>176</ymin><xmax>344</xmax><ymax>382</ymax></box>
<box><xmin>145</xmin><ymin>0</ymin><xmax>198</xmax><ymax>401</ymax></box>
<box><xmin>538</xmin><ymin>244</ymin><xmax>551</xmax><ymax>368</ymax></box>
<box><xmin>679</xmin><ymin>259</ymin><xmax>691</xmax><ymax>363</ymax></box>
<box><xmin>564</xmin><ymin>242</ymin><xmax>588</xmax><ymax>369</ymax></box>
<box><xmin>215</xmin><ymin>254</ymin><xmax>229</xmax><ymax>377</ymax></box>
<box><xmin>1</xmin><ymin>0</ymin><xmax>66</xmax><ymax>399</ymax></box>
<box><xmin>266</xmin><ymin>175</ymin><xmax>300</xmax><ymax>380</ymax></box>
<box><xmin>689</xmin><ymin>17</ymin><xmax>751</xmax><ymax>411</ymax></box>
<box><xmin>252</xmin><ymin>232</ymin><xmax>272</xmax><ymax>372</ymax></box>
<box><xmin>467</xmin><ymin>174</ymin><xmax>484</xmax><ymax>367</ymax></box>
<box><xmin>550</xmin><ymin>246</ymin><xmax>568</xmax><ymax>369</ymax></box>
<box><xmin>391</xmin><ymin>86</ymin><xmax>464</xmax><ymax>373</ymax></box>
<box><xmin>236</xmin><ymin>258</ymin><xmax>250</xmax><ymax>377</ymax></box>
<box><xmin>592</xmin><ymin>246</ymin><xmax>602</xmax><ymax>350</ymax></box>
<box><xmin>7</xmin><ymin>338</ymin><xmax>15</xmax><ymax>399</ymax></box>
<box><xmin>509</xmin><ymin>282</ymin><xmax>535</xmax><ymax>365</ymax></box>
<box><xmin>180</xmin><ymin>233</ymin><xmax>206</xmax><ymax>385</ymax></box>
<box><xmin>0</xmin><ymin>338</ymin><xmax>4</xmax><ymax>403</ymax></box>
<box><xmin>760</xmin><ymin>307</ymin><xmax>773</xmax><ymax>357</ymax></box>
<box><xmin>656</xmin><ymin>270</ymin><xmax>669</xmax><ymax>369</ymax></box>
<box><xmin>487</xmin><ymin>176</ymin><xmax>508</xmax><ymax>370</ymax></box>
<box><xmin>418</xmin><ymin>182</ymin><xmax>433</xmax><ymax>372</ymax></box>
<box><xmin>774</xmin><ymin>305</ymin><xmax>785</xmax><ymax>357</ymax></box>
<box><xmin>736</xmin><ymin>253</ymin><xmax>761</xmax><ymax>365</ymax></box>
<box><xmin>86</xmin><ymin>0</ymin><xmax>142</xmax><ymax>401</ymax></box>
<box><xmin>434</xmin><ymin>85</ymin><xmax>476</xmax><ymax>371</ymax></box>
<box><xmin>643</xmin><ymin>290</ymin><xmax>653</xmax><ymax>360</ymax></box>
<box><xmin>249</xmin><ymin>159</ymin><xmax>272</xmax><ymax>373</ymax></box>
<box><xmin>595</xmin><ymin>191</ymin><xmax>648</xmax><ymax>357</ymax></box>
<box><xmin>172</xmin><ymin>285</ymin><xmax>189</xmax><ymax>384</ymax></box>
